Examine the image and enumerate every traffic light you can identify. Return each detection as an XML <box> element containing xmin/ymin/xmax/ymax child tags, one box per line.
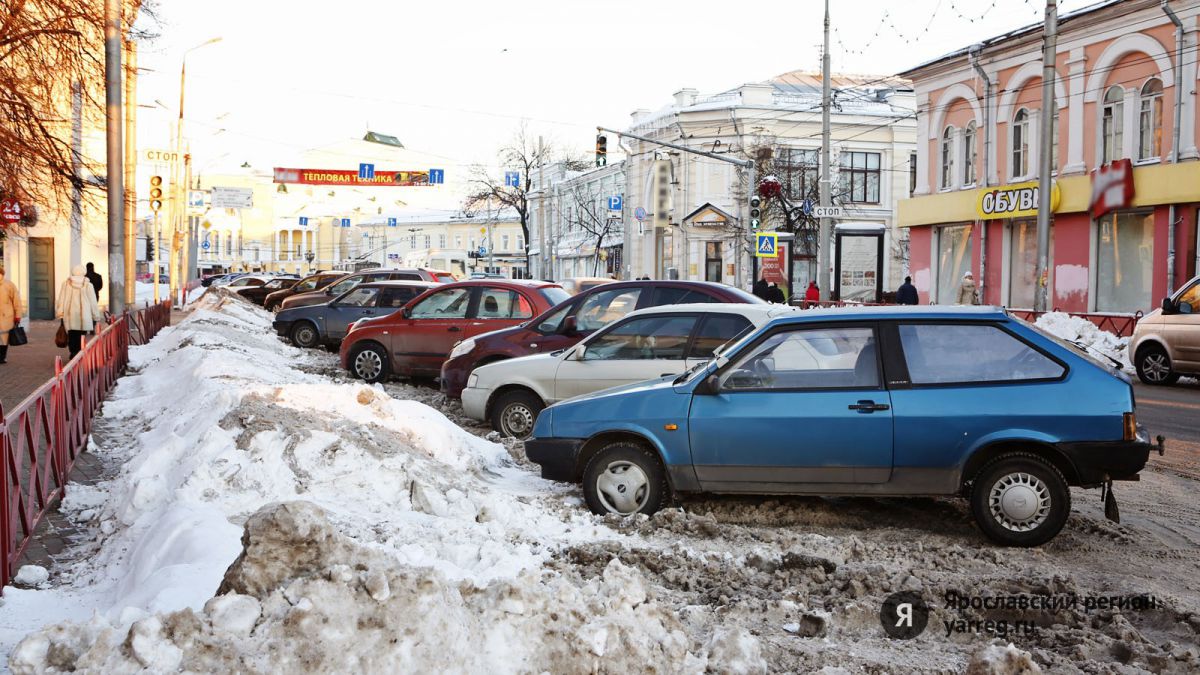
<box><xmin>595</xmin><ymin>134</ymin><xmax>607</xmax><ymax>167</ymax></box>
<box><xmin>749</xmin><ymin>195</ymin><xmax>762</xmax><ymax>230</ymax></box>
<box><xmin>149</xmin><ymin>176</ymin><xmax>163</xmax><ymax>213</ymax></box>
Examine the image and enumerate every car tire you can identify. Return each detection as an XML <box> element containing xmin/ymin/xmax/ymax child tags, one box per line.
<box><xmin>289</xmin><ymin>321</ymin><xmax>320</xmax><ymax>349</ymax></box>
<box><xmin>1135</xmin><ymin>344</ymin><xmax>1179</xmax><ymax>385</ymax></box>
<box><xmin>582</xmin><ymin>441</ymin><xmax>669</xmax><ymax>517</ymax></box>
<box><xmin>490</xmin><ymin>389</ymin><xmax>544</xmax><ymax>440</ymax></box>
<box><xmin>349</xmin><ymin>342</ymin><xmax>389</xmax><ymax>383</ymax></box>
<box><xmin>969</xmin><ymin>452</ymin><xmax>1070</xmax><ymax>547</ymax></box>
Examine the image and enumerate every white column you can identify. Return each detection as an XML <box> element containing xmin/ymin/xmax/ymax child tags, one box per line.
<box><xmin>915</xmin><ymin>94</ymin><xmax>931</xmax><ymax>194</ymax></box>
<box><xmin>1064</xmin><ymin>48</ymin><xmax>1088</xmax><ymax>174</ymax></box>
<box><xmin>1180</xmin><ymin>20</ymin><xmax>1198</xmax><ymax>159</ymax></box>
<box><xmin>1027</xmin><ymin>108</ymin><xmax>1041</xmax><ymax>180</ymax></box>
<box><xmin>1122</xmin><ymin>87</ymin><xmax>1137</xmax><ymax>160</ymax></box>
<box><xmin>985</xmin><ymin>70</ymin><xmax>1001</xmax><ymax>186</ymax></box>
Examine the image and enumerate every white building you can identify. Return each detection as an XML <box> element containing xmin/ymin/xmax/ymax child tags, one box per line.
<box><xmin>527</xmin><ymin>162</ymin><xmax>626</xmax><ymax>280</ymax></box>
<box><xmin>620</xmin><ymin>71</ymin><xmax>917</xmax><ymax>300</ymax></box>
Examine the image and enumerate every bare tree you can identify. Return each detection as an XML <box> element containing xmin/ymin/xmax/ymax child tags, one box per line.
<box><xmin>463</xmin><ymin>124</ymin><xmax>588</xmax><ymax>272</ymax></box>
<box><xmin>553</xmin><ymin>180</ymin><xmax>619</xmax><ymax>276</ymax></box>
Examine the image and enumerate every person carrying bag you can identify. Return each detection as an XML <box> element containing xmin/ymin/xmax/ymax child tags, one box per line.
<box><xmin>0</xmin><ymin>264</ymin><xmax>23</xmax><ymax>364</ymax></box>
<box><xmin>55</xmin><ymin>265</ymin><xmax>104</xmax><ymax>359</ymax></box>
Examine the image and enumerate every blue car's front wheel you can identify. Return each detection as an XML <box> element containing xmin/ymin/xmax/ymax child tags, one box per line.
<box><xmin>583</xmin><ymin>442</ymin><xmax>668</xmax><ymax>517</ymax></box>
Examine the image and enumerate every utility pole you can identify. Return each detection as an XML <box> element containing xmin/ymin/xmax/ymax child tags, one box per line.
<box><xmin>817</xmin><ymin>0</ymin><xmax>833</xmax><ymax>302</ymax></box>
<box><xmin>537</xmin><ymin>135</ymin><xmax>547</xmax><ymax>279</ymax></box>
<box><xmin>104</xmin><ymin>0</ymin><xmax>125</xmax><ymax>314</ymax></box>
<box><xmin>1034</xmin><ymin>0</ymin><xmax>1057</xmax><ymax>312</ymax></box>
<box><xmin>123</xmin><ymin>39</ymin><xmax>137</xmax><ymax>308</ymax></box>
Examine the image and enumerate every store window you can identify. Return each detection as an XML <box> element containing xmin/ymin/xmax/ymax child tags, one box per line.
<box><xmin>1012</xmin><ymin>109</ymin><xmax>1030</xmax><ymax>178</ymax></box>
<box><xmin>1008</xmin><ymin>219</ymin><xmax>1053</xmax><ymax>309</ymax></box>
<box><xmin>1139</xmin><ymin>78</ymin><xmax>1163</xmax><ymax>161</ymax></box>
<box><xmin>839</xmin><ymin>151</ymin><xmax>881</xmax><ymax>203</ymax></box>
<box><xmin>1102</xmin><ymin>86</ymin><xmax>1124</xmax><ymax>163</ymax></box>
<box><xmin>963</xmin><ymin>121</ymin><xmax>977</xmax><ymax>186</ymax></box>
<box><xmin>940</xmin><ymin>128</ymin><xmax>955</xmax><ymax>190</ymax></box>
<box><xmin>1095</xmin><ymin>211</ymin><xmax>1154</xmax><ymax>312</ymax></box>
<box><xmin>936</xmin><ymin>224</ymin><xmax>974</xmax><ymax>304</ymax></box>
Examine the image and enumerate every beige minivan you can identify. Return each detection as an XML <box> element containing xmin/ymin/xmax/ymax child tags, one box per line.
<box><xmin>1128</xmin><ymin>274</ymin><xmax>1200</xmax><ymax>385</ymax></box>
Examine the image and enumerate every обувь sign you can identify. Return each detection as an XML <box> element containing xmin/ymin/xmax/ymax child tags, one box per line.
<box><xmin>976</xmin><ymin>180</ymin><xmax>1061</xmax><ymax>220</ymax></box>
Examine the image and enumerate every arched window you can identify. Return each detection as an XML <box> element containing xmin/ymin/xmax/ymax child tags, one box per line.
<box><xmin>963</xmin><ymin>121</ymin><xmax>977</xmax><ymax>185</ymax></box>
<box><xmin>940</xmin><ymin>126</ymin><xmax>955</xmax><ymax>189</ymax></box>
<box><xmin>1139</xmin><ymin>78</ymin><xmax>1163</xmax><ymax>160</ymax></box>
<box><xmin>1102</xmin><ymin>86</ymin><xmax>1124</xmax><ymax>163</ymax></box>
<box><xmin>1012</xmin><ymin>109</ymin><xmax>1030</xmax><ymax>178</ymax></box>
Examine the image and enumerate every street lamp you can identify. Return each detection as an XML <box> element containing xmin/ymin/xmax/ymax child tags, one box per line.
<box><xmin>305</xmin><ymin>249</ymin><xmax>315</xmax><ymax>273</ymax></box>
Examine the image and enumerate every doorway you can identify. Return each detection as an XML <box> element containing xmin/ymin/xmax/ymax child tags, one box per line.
<box><xmin>29</xmin><ymin>237</ymin><xmax>55</xmax><ymax>319</ymax></box>
<box><xmin>705</xmin><ymin>242</ymin><xmax>722</xmax><ymax>282</ymax></box>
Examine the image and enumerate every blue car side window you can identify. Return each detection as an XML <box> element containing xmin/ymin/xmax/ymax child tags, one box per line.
<box><xmin>898</xmin><ymin>323</ymin><xmax>1064</xmax><ymax>384</ymax></box>
<box><xmin>720</xmin><ymin>327</ymin><xmax>879</xmax><ymax>390</ymax></box>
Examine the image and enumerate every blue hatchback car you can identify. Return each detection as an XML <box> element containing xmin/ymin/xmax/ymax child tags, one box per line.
<box><xmin>525</xmin><ymin>306</ymin><xmax>1159</xmax><ymax>546</ymax></box>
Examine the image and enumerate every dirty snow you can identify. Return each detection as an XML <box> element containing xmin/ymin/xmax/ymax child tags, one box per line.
<box><xmin>1034</xmin><ymin>311</ymin><xmax>1132</xmax><ymax>372</ymax></box>
<box><xmin>4</xmin><ymin>290</ymin><xmax>1199</xmax><ymax>673</ymax></box>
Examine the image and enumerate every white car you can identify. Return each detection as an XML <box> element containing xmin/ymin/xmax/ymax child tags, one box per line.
<box><xmin>461</xmin><ymin>303</ymin><xmax>795</xmax><ymax>438</ymax></box>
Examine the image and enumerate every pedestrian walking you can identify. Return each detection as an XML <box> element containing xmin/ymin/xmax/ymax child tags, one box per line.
<box><xmin>85</xmin><ymin>261</ymin><xmax>103</xmax><ymax>299</ymax></box>
<box><xmin>956</xmin><ymin>271</ymin><xmax>979</xmax><ymax>305</ymax></box>
<box><xmin>55</xmin><ymin>264</ymin><xmax>104</xmax><ymax>359</ymax></box>
<box><xmin>0</xmin><ymin>265</ymin><xmax>23</xmax><ymax>365</ymax></box>
<box><xmin>766</xmin><ymin>283</ymin><xmax>786</xmax><ymax>304</ymax></box>
<box><xmin>752</xmin><ymin>277</ymin><xmax>769</xmax><ymax>300</ymax></box>
<box><xmin>804</xmin><ymin>281</ymin><xmax>820</xmax><ymax>304</ymax></box>
<box><xmin>896</xmin><ymin>276</ymin><xmax>919</xmax><ymax>305</ymax></box>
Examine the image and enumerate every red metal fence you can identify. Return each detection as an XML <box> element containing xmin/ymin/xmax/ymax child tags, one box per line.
<box><xmin>792</xmin><ymin>300</ymin><xmax>1141</xmax><ymax>337</ymax></box>
<box><xmin>1</xmin><ymin>300</ymin><xmax>172</xmax><ymax>590</ymax></box>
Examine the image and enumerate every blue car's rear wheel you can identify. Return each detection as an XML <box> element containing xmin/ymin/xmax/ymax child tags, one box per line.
<box><xmin>290</xmin><ymin>321</ymin><xmax>320</xmax><ymax>349</ymax></box>
<box><xmin>582</xmin><ymin>442</ymin><xmax>668</xmax><ymax>517</ymax></box>
<box><xmin>970</xmin><ymin>452</ymin><xmax>1070</xmax><ymax>547</ymax></box>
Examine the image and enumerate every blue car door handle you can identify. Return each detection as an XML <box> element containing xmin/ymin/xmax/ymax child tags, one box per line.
<box><xmin>848</xmin><ymin>400</ymin><xmax>890</xmax><ymax>412</ymax></box>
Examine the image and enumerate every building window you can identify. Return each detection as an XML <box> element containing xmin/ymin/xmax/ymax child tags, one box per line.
<box><xmin>1012</xmin><ymin>109</ymin><xmax>1030</xmax><ymax>178</ymax></box>
<box><xmin>1008</xmin><ymin>219</ymin><xmax>1053</xmax><ymax>309</ymax></box>
<box><xmin>424</xmin><ymin>235</ymin><xmax>431</xmax><ymax>249</ymax></box>
<box><xmin>909</xmin><ymin>152</ymin><xmax>917</xmax><ymax>196</ymax></box>
<box><xmin>1139</xmin><ymin>78</ymin><xmax>1163</xmax><ymax>161</ymax></box>
<box><xmin>963</xmin><ymin>121</ymin><xmax>977</xmax><ymax>186</ymax></box>
<box><xmin>779</xmin><ymin>147</ymin><xmax>819</xmax><ymax>200</ymax></box>
<box><xmin>1095</xmin><ymin>211</ymin><xmax>1154</xmax><ymax>312</ymax></box>
<box><xmin>501</xmin><ymin>234</ymin><xmax>510</xmax><ymax>251</ymax></box>
<box><xmin>226</xmin><ymin>233</ymin><xmax>233</xmax><ymax>257</ymax></box>
<box><xmin>517</xmin><ymin>235</ymin><xmax>525</xmax><ymax>251</ymax></box>
<box><xmin>1102</xmin><ymin>86</ymin><xmax>1124</xmax><ymax>163</ymax></box>
<box><xmin>409</xmin><ymin>235</ymin><xmax>417</xmax><ymax>249</ymax></box>
<box><xmin>940</xmin><ymin>127</ymin><xmax>955</xmax><ymax>189</ymax></box>
<box><xmin>936</xmin><ymin>223</ymin><xmax>974</xmax><ymax>304</ymax></box>
<box><xmin>839</xmin><ymin>151</ymin><xmax>881</xmax><ymax>203</ymax></box>
<box><xmin>455</xmin><ymin>235</ymin><xmax>463</xmax><ymax>248</ymax></box>
<box><xmin>438</xmin><ymin>234</ymin><xmax>446</xmax><ymax>248</ymax></box>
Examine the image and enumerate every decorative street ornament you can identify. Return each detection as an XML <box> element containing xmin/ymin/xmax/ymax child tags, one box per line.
<box><xmin>757</xmin><ymin>175</ymin><xmax>783</xmax><ymax>199</ymax></box>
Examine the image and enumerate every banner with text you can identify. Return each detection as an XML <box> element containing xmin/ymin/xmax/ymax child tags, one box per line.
<box><xmin>273</xmin><ymin>167</ymin><xmax>431</xmax><ymax>187</ymax></box>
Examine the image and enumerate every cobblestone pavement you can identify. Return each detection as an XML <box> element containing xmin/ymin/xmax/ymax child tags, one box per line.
<box><xmin>0</xmin><ymin>320</ymin><xmax>70</xmax><ymax>414</ymax></box>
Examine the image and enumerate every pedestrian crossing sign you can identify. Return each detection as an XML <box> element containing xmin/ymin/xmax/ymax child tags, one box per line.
<box><xmin>755</xmin><ymin>232</ymin><xmax>778</xmax><ymax>258</ymax></box>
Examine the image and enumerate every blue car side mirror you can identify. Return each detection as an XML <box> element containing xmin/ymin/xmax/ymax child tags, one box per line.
<box><xmin>695</xmin><ymin>374</ymin><xmax>720</xmax><ymax>395</ymax></box>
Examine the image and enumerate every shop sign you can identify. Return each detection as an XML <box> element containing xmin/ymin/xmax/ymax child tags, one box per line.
<box><xmin>976</xmin><ymin>181</ymin><xmax>1061</xmax><ymax>220</ymax></box>
<box><xmin>273</xmin><ymin>167</ymin><xmax>432</xmax><ymax>187</ymax></box>
<box><xmin>1090</xmin><ymin>158</ymin><xmax>1134</xmax><ymax>219</ymax></box>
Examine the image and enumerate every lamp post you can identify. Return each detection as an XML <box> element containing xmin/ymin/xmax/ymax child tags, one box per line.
<box><xmin>170</xmin><ymin>37</ymin><xmax>222</xmax><ymax>306</ymax></box>
<box><xmin>305</xmin><ymin>250</ymin><xmax>315</xmax><ymax>274</ymax></box>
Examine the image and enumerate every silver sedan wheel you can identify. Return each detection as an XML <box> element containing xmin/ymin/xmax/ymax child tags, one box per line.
<box><xmin>594</xmin><ymin>460</ymin><xmax>651</xmax><ymax>515</ymax></box>
<box><xmin>293</xmin><ymin>324</ymin><xmax>318</xmax><ymax>348</ymax></box>
<box><xmin>499</xmin><ymin>402</ymin><xmax>536</xmax><ymax>439</ymax></box>
<box><xmin>354</xmin><ymin>349</ymin><xmax>383</xmax><ymax>381</ymax></box>
<box><xmin>989</xmin><ymin>472</ymin><xmax>1051</xmax><ymax>532</ymax></box>
<box><xmin>1141</xmin><ymin>352</ymin><xmax>1171</xmax><ymax>383</ymax></box>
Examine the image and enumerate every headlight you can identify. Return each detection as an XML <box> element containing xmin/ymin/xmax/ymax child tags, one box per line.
<box><xmin>448</xmin><ymin>338</ymin><xmax>476</xmax><ymax>360</ymax></box>
<box><xmin>466</xmin><ymin>373</ymin><xmax>479</xmax><ymax>389</ymax></box>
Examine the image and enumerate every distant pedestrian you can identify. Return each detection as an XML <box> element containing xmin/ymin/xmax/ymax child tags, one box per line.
<box><xmin>896</xmin><ymin>276</ymin><xmax>918</xmax><ymax>305</ymax></box>
<box><xmin>801</xmin><ymin>281</ymin><xmax>820</xmax><ymax>302</ymax></box>
<box><xmin>85</xmin><ymin>261</ymin><xmax>103</xmax><ymax>300</ymax></box>
<box><xmin>766</xmin><ymin>283</ymin><xmax>786</xmax><ymax>304</ymax></box>
<box><xmin>0</xmin><ymin>265</ymin><xmax>23</xmax><ymax>365</ymax></box>
<box><xmin>752</xmin><ymin>277</ymin><xmax>769</xmax><ymax>300</ymax></box>
<box><xmin>56</xmin><ymin>265</ymin><xmax>104</xmax><ymax>359</ymax></box>
<box><xmin>956</xmin><ymin>271</ymin><xmax>979</xmax><ymax>305</ymax></box>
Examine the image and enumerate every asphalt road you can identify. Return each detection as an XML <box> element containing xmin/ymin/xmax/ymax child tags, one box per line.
<box><xmin>1135</xmin><ymin>379</ymin><xmax>1200</xmax><ymax>444</ymax></box>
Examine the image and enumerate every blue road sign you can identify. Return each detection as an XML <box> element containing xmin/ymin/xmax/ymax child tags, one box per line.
<box><xmin>358</xmin><ymin>163</ymin><xmax>375</xmax><ymax>180</ymax></box>
<box><xmin>387</xmin><ymin>217</ymin><xmax>397</xmax><ymax>227</ymax></box>
<box><xmin>201</xmin><ymin>239</ymin><xmax>210</xmax><ymax>251</ymax></box>
<box><xmin>755</xmin><ymin>232</ymin><xmax>778</xmax><ymax>258</ymax></box>
<box><xmin>504</xmin><ymin>171</ymin><xmax>520</xmax><ymax>188</ymax></box>
<box><xmin>340</xmin><ymin>218</ymin><xmax>351</xmax><ymax>228</ymax></box>
<box><xmin>608</xmin><ymin>195</ymin><xmax>623</xmax><ymax>211</ymax></box>
<box><xmin>800</xmin><ymin>199</ymin><xmax>814</xmax><ymax>216</ymax></box>
<box><xmin>634</xmin><ymin>206</ymin><xmax>647</xmax><ymax>221</ymax></box>
<box><xmin>299</xmin><ymin>216</ymin><xmax>308</xmax><ymax>226</ymax></box>
<box><xmin>429</xmin><ymin>169</ymin><xmax>445</xmax><ymax>184</ymax></box>
<box><xmin>478</xmin><ymin>246</ymin><xmax>487</xmax><ymax>256</ymax></box>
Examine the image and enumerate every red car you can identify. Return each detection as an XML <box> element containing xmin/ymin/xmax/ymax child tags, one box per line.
<box><xmin>439</xmin><ymin>280</ymin><xmax>764</xmax><ymax>398</ymax></box>
<box><xmin>340</xmin><ymin>279</ymin><xmax>570</xmax><ymax>383</ymax></box>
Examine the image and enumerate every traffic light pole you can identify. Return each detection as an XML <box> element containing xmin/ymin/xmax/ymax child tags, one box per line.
<box><xmin>596</xmin><ymin>126</ymin><xmax>755</xmax><ymax>286</ymax></box>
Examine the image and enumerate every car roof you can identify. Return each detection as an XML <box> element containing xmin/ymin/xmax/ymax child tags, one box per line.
<box><xmin>438</xmin><ymin>279</ymin><xmax>561</xmax><ymax>289</ymax></box>
<box><xmin>769</xmin><ymin>304</ymin><xmax>1010</xmax><ymax>325</ymax></box>
<box><xmin>358</xmin><ymin>280</ymin><xmax>440</xmax><ymax>288</ymax></box>
<box><xmin>621</xmin><ymin>302</ymin><xmax>797</xmax><ymax>323</ymax></box>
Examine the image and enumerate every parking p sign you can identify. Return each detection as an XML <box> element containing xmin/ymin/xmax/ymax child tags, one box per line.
<box><xmin>755</xmin><ymin>232</ymin><xmax>778</xmax><ymax>258</ymax></box>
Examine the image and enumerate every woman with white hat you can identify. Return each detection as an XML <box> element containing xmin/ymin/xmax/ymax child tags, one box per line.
<box><xmin>955</xmin><ymin>270</ymin><xmax>979</xmax><ymax>305</ymax></box>
<box><xmin>55</xmin><ymin>264</ymin><xmax>104</xmax><ymax>359</ymax></box>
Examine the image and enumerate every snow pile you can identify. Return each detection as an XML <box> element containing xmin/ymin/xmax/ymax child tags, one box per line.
<box><xmin>7</xmin><ymin>290</ymin><xmax>764</xmax><ymax>672</ymax></box>
<box><xmin>11</xmin><ymin>566</ymin><xmax>49</xmax><ymax>589</ymax></box>
<box><xmin>1034</xmin><ymin>311</ymin><xmax>1131</xmax><ymax>372</ymax></box>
